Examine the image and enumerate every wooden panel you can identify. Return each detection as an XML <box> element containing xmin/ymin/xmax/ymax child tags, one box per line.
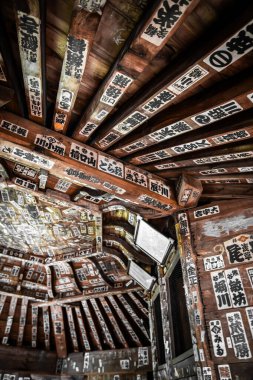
<box><xmin>50</xmin><ymin>304</ymin><xmax>67</xmax><ymax>358</ymax></box>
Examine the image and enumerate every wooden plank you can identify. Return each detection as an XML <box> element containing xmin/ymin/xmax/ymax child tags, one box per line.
<box><xmin>91</xmin><ymin>6</ymin><xmax>253</xmax><ymax>151</ymax></box>
<box><xmin>108</xmin><ymin>295</ymin><xmax>142</xmax><ymax>347</ymax></box>
<box><xmin>99</xmin><ymin>297</ymin><xmax>128</xmax><ymax>348</ymax></box>
<box><xmin>65</xmin><ymin>306</ymin><xmax>79</xmax><ymax>352</ymax></box>
<box><xmin>52</xmin><ymin>2</ymin><xmax>103</xmax><ymax>133</ymax></box>
<box><xmin>108</xmin><ymin>70</ymin><xmax>253</xmax><ymax>158</ymax></box>
<box><xmin>128</xmin><ymin>292</ymin><xmax>149</xmax><ymax>318</ymax></box>
<box><xmin>50</xmin><ymin>304</ymin><xmax>67</xmax><ymax>358</ymax></box>
<box><xmin>74</xmin><ymin>306</ymin><xmax>91</xmax><ymax>351</ymax></box>
<box><xmin>15</xmin><ymin>0</ymin><xmax>44</xmax><ymax>124</ymax></box>
<box><xmin>42</xmin><ymin>306</ymin><xmax>50</xmax><ymax>350</ymax></box>
<box><xmin>17</xmin><ymin>297</ymin><xmax>28</xmax><ymax>346</ymax></box>
<box><xmin>81</xmin><ymin>299</ymin><xmax>102</xmax><ymax>350</ymax></box>
<box><xmin>0</xmin><ymin>294</ymin><xmax>7</xmax><ymax>315</ymax></box>
<box><xmin>31</xmin><ymin>305</ymin><xmax>38</xmax><ymax>348</ymax></box>
<box><xmin>0</xmin><ymin>111</ymin><xmax>178</xmax><ymax>215</ymax></box>
<box><xmin>89</xmin><ymin>298</ymin><xmax>115</xmax><ymax>349</ymax></box>
<box><xmin>72</xmin><ymin>0</ymin><xmax>199</xmax><ymax>142</ymax></box>
<box><xmin>2</xmin><ymin>296</ymin><xmax>18</xmax><ymax>345</ymax></box>
<box><xmin>176</xmin><ymin>174</ymin><xmax>203</xmax><ymax>208</ymax></box>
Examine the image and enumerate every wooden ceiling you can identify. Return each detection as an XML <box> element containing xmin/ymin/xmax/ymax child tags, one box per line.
<box><xmin>0</xmin><ymin>0</ymin><xmax>252</xmax><ymax>359</ymax></box>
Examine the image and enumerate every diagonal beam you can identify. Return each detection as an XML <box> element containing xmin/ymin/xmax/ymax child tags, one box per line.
<box><xmin>90</xmin><ymin>5</ymin><xmax>253</xmax><ymax>151</ymax></box>
<box><xmin>50</xmin><ymin>304</ymin><xmax>67</xmax><ymax>358</ymax></box>
<box><xmin>72</xmin><ymin>0</ymin><xmax>199</xmax><ymax>141</ymax></box>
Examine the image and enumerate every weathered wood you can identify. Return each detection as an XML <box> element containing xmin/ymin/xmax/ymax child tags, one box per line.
<box><xmin>65</xmin><ymin>305</ymin><xmax>79</xmax><ymax>352</ymax></box>
<box><xmin>74</xmin><ymin>306</ymin><xmax>90</xmax><ymax>351</ymax></box>
<box><xmin>2</xmin><ymin>296</ymin><xmax>18</xmax><ymax>345</ymax></box>
<box><xmin>0</xmin><ymin>110</ymin><xmax>178</xmax><ymax>215</ymax></box>
<box><xmin>89</xmin><ymin>298</ymin><xmax>115</xmax><ymax>349</ymax></box>
<box><xmin>176</xmin><ymin>174</ymin><xmax>203</xmax><ymax>208</ymax></box>
<box><xmin>81</xmin><ymin>299</ymin><xmax>102</xmax><ymax>350</ymax></box>
<box><xmin>50</xmin><ymin>304</ymin><xmax>67</xmax><ymax>358</ymax></box>
<box><xmin>42</xmin><ymin>306</ymin><xmax>50</xmax><ymax>350</ymax></box>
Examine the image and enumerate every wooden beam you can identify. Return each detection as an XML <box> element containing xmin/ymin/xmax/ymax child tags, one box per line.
<box><xmin>127</xmin><ymin>108</ymin><xmax>253</xmax><ymax>165</ymax></box>
<box><xmin>81</xmin><ymin>299</ymin><xmax>102</xmax><ymax>350</ymax></box>
<box><xmin>108</xmin><ymin>295</ymin><xmax>142</xmax><ymax>347</ymax></box>
<box><xmin>72</xmin><ymin>0</ymin><xmax>199</xmax><ymax>141</ymax></box>
<box><xmin>74</xmin><ymin>306</ymin><xmax>90</xmax><ymax>351</ymax></box>
<box><xmin>0</xmin><ymin>110</ymin><xmax>178</xmax><ymax>215</ymax></box>
<box><xmin>65</xmin><ymin>305</ymin><xmax>79</xmax><ymax>352</ymax></box>
<box><xmin>108</xmin><ymin>69</ymin><xmax>253</xmax><ymax>158</ymax></box>
<box><xmin>50</xmin><ymin>304</ymin><xmax>67</xmax><ymax>358</ymax></box>
<box><xmin>0</xmin><ymin>85</ymin><xmax>15</xmax><ymax>108</ymax></box>
<box><xmin>17</xmin><ymin>297</ymin><xmax>28</xmax><ymax>346</ymax></box>
<box><xmin>31</xmin><ymin>305</ymin><xmax>38</xmax><ymax>348</ymax></box>
<box><xmin>89</xmin><ymin>298</ymin><xmax>115</xmax><ymax>349</ymax></box>
<box><xmin>42</xmin><ymin>306</ymin><xmax>50</xmax><ymax>350</ymax></box>
<box><xmin>0</xmin><ymin>294</ymin><xmax>7</xmax><ymax>315</ymax></box>
<box><xmin>2</xmin><ymin>296</ymin><xmax>18</xmax><ymax>345</ymax></box>
<box><xmin>90</xmin><ymin>5</ymin><xmax>253</xmax><ymax>151</ymax></box>
<box><xmin>52</xmin><ymin>2</ymin><xmax>103</xmax><ymax>133</ymax></box>
<box><xmin>15</xmin><ymin>0</ymin><xmax>45</xmax><ymax>124</ymax></box>
<box><xmin>128</xmin><ymin>292</ymin><xmax>149</xmax><ymax>319</ymax></box>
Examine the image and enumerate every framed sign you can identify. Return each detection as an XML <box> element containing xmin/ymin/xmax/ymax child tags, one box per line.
<box><xmin>134</xmin><ymin>217</ymin><xmax>174</xmax><ymax>265</ymax></box>
<box><xmin>127</xmin><ymin>260</ymin><xmax>156</xmax><ymax>291</ymax></box>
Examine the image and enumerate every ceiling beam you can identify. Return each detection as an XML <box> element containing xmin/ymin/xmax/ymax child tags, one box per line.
<box><xmin>89</xmin><ymin>3</ymin><xmax>253</xmax><ymax>151</ymax></box>
<box><xmin>0</xmin><ymin>110</ymin><xmax>178</xmax><ymax>214</ymax></box>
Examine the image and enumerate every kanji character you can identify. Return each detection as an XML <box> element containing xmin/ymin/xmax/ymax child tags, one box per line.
<box><xmin>154</xmin><ymin>2</ymin><xmax>181</xmax><ymax>29</ymax></box>
<box><xmin>227</xmin><ymin>30</ymin><xmax>253</xmax><ymax>54</ymax></box>
<box><xmin>112</xmin><ymin>74</ymin><xmax>132</xmax><ymax>88</ymax></box>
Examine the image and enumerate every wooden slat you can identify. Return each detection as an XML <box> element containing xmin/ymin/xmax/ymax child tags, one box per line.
<box><xmin>108</xmin><ymin>295</ymin><xmax>142</xmax><ymax>347</ymax></box>
<box><xmin>17</xmin><ymin>297</ymin><xmax>28</xmax><ymax>346</ymax></box>
<box><xmin>89</xmin><ymin>298</ymin><xmax>115</xmax><ymax>349</ymax></box>
<box><xmin>81</xmin><ymin>299</ymin><xmax>102</xmax><ymax>350</ymax></box>
<box><xmin>72</xmin><ymin>0</ymin><xmax>199</xmax><ymax>141</ymax></box>
<box><xmin>31</xmin><ymin>305</ymin><xmax>38</xmax><ymax>348</ymax></box>
<box><xmin>99</xmin><ymin>297</ymin><xmax>128</xmax><ymax>348</ymax></box>
<box><xmin>108</xmin><ymin>69</ymin><xmax>253</xmax><ymax>158</ymax></box>
<box><xmin>2</xmin><ymin>296</ymin><xmax>18</xmax><ymax>345</ymax></box>
<box><xmin>52</xmin><ymin>2</ymin><xmax>103</xmax><ymax>133</ymax></box>
<box><xmin>15</xmin><ymin>0</ymin><xmax>44</xmax><ymax>124</ymax></box>
<box><xmin>0</xmin><ymin>110</ymin><xmax>178</xmax><ymax>215</ymax></box>
<box><xmin>128</xmin><ymin>292</ymin><xmax>149</xmax><ymax>318</ymax></box>
<box><xmin>0</xmin><ymin>294</ymin><xmax>7</xmax><ymax>315</ymax></box>
<box><xmin>65</xmin><ymin>306</ymin><xmax>79</xmax><ymax>352</ymax></box>
<box><xmin>50</xmin><ymin>304</ymin><xmax>67</xmax><ymax>358</ymax></box>
<box><xmin>74</xmin><ymin>306</ymin><xmax>90</xmax><ymax>351</ymax></box>
<box><xmin>42</xmin><ymin>306</ymin><xmax>50</xmax><ymax>350</ymax></box>
<box><xmin>91</xmin><ymin>6</ymin><xmax>253</xmax><ymax>151</ymax></box>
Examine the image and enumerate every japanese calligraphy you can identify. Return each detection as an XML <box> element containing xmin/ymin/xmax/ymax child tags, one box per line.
<box><xmin>204</xmin><ymin>21</ymin><xmax>253</xmax><ymax>71</ymax></box>
<box><xmin>149</xmin><ymin>120</ymin><xmax>192</xmax><ymax>142</ymax></box>
<box><xmin>125</xmin><ymin>168</ymin><xmax>147</xmax><ymax>187</ymax></box>
<box><xmin>122</xmin><ymin>139</ymin><xmax>148</xmax><ymax>153</ymax></box>
<box><xmin>80</xmin><ymin>122</ymin><xmax>98</xmax><ymax>136</ymax></box>
<box><xmin>225</xmin><ymin>268</ymin><xmax>248</xmax><ymax>307</ymax></box>
<box><xmin>98</xmin><ymin>155</ymin><xmax>124</xmax><ymax>178</ymax></box>
<box><xmin>199</xmin><ymin>168</ymin><xmax>227</xmax><ymax>175</ymax></box>
<box><xmin>149</xmin><ymin>179</ymin><xmax>170</xmax><ymax>198</ymax></box>
<box><xmin>18</xmin><ymin>12</ymin><xmax>40</xmax><ymax>63</ymax></box>
<box><xmin>98</xmin><ymin>131</ymin><xmax>121</xmax><ymax>148</ymax></box>
<box><xmin>137</xmin><ymin>149</ymin><xmax>171</xmax><ymax>163</ymax></box>
<box><xmin>65</xmin><ymin>35</ymin><xmax>88</xmax><ymax>79</ymax></box>
<box><xmin>194</xmin><ymin>205</ymin><xmax>220</xmax><ymax>218</ymax></box>
<box><xmin>141</xmin><ymin>0</ymin><xmax>192</xmax><ymax>46</ymax></box>
<box><xmin>94</xmin><ymin>109</ymin><xmax>109</xmax><ymax>121</ymax></box>
<box><xmin>69</xmin><ymin>143</ymin><xmax>97</xmax><ymax>168</ymax></box>
<box><xmin>101</xmin><ymin>72</ymin><xmax>133</xmax><ymax>106</ymax></box>
<box><xmin>54</xmin><ymin>179</ymin><xmax>72</xmax><ymax>193</ymax></box>
<box><xmin>218</xmin><ymin>365</ymin><xmax>232</xmax><ymax>380</ymax></box>
<box><xmin>171</xmin><ymin>139</ymin><xmax>212</xmax><ymax>154</ymax></box>
<box><xmin>28</xmin><ymin>76</ymin><xmax>42</xmax><ymax>117</ymax></box>
<box><xmin>193</xmin><ymin>151</ymin><xmax>253</xmax><ymax>165</ymax></box>
<box><xmin>211</xmin><ymin>270</ymin><xmax>232</xmax><ymax>309</ymax></box>
<box><xmin>138</xmin><ymin>347</ymin><xmax>149</xmax><ymax>367</ymax></box>
<box><xmin>58</xmin><ymin>89</ymin><xmax>73</xmax><ymax>111</ymax></box>
<box><xmin>0</xmin><ymin>120</ymin><xmax>28</xmax><ymax>138</ymax></box>
<box><xmin>212</xmin><ymin>129</ymin><xmax>250</xmax><ymax>144</ymax></box>
<box><xmin>247</xmin><ymin>267</ymin><xmax>253</xmax><ymax>289</ymax></box>
<box><xmin>169</xmin><ymin>64</ymin><xmax>209</xmax><ymax>94</ymax></box>
<box><xmin>102</xmin><ymin>181</ymin><xmax>126</xmax><ymax>194</ymax></box>
<box><xmin>2</xmin><ymin>145</ymin><xmax>54</xmax><ymax>169</ymax></box>
<box><xmin>114</xmin><ymin>111</ymin><xmax>148</xmax><ymax>135</ymax></box>
<box><xmin>202</xmin><ymin>367</ymin><xmax>212</xmax><ymax>380</ymax></box>
<box><xmin>14</xmin><ymin>164</ymin><xmax>37</xmax><ymax>178</ymax></box>
<box><xmin>209</xmin><ymin>320</ymin><xmax>227</xmax><ymax>357</ymax></box>
<box><xmin>155</xmin><ymin>162</ymin><xmax>179</xmax><ymax>169</ymax></box>
<box><xmin>0</xmin><ymin>52</ymin><xmax>7</xmax><ymax>81</ymax></box>
<box><xmin>226</xmin><ymin>311</ymin><xmax>251</xmax><ymax>359</ymax></box>
<box><xmin>78</xmin><ymin>0</ymin><xmax>107</xmax><ymax>14</ymax></box>
<box><xmin>224</xmin><ymin>234</ymin><xmax>253</xmax><ymax>264</ymax></box>
<box><xmin>246</xmin><ymin>307</ymin><xmax>253</xmax><ymax>338</ymax></box>
<box><xmin>138</xmin><ymin>194</ymin><xmax>172</xmax><ymax>211</ymax></box>
<box><xmin>64</xmin><ymin>167</ymin><xmax>101</xmax><ymax>186</ymax></box>
<box><xmin>203</xmin><ymin>255</ymin><xmax>225</xmax><ymax>271</ymax></box>
<box><xmin>14</xmin><ymin>177</ymin><xmax>37</xmax><ymax>191</ymax></box>
<box><xmin>178</xmin><ymin>212</ymin><xmax>190</xmax><ymax>236</ymax></box>
<box><xmin>34</xmin><ymin>135</ymin><xmax>66</xmax><ymax>156</ymax></box>
<box><xmin>192</xmin><ymin>100</ymin><xmax>243</xmax><ymax>126</ymax></box>
<box><xmin>142</xmin><ymin>89</ymin><xmax>175</xmax><ymax>113</ymax></box>
<box><xmin>54</xmin><ymin>112</ymin><xmax>67</xmax><ymax>129</ymax></box>
<box><xmin>238</xmin><ymin>166</ymin><xmax>253</xmax><ymax>172</ymax></box>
